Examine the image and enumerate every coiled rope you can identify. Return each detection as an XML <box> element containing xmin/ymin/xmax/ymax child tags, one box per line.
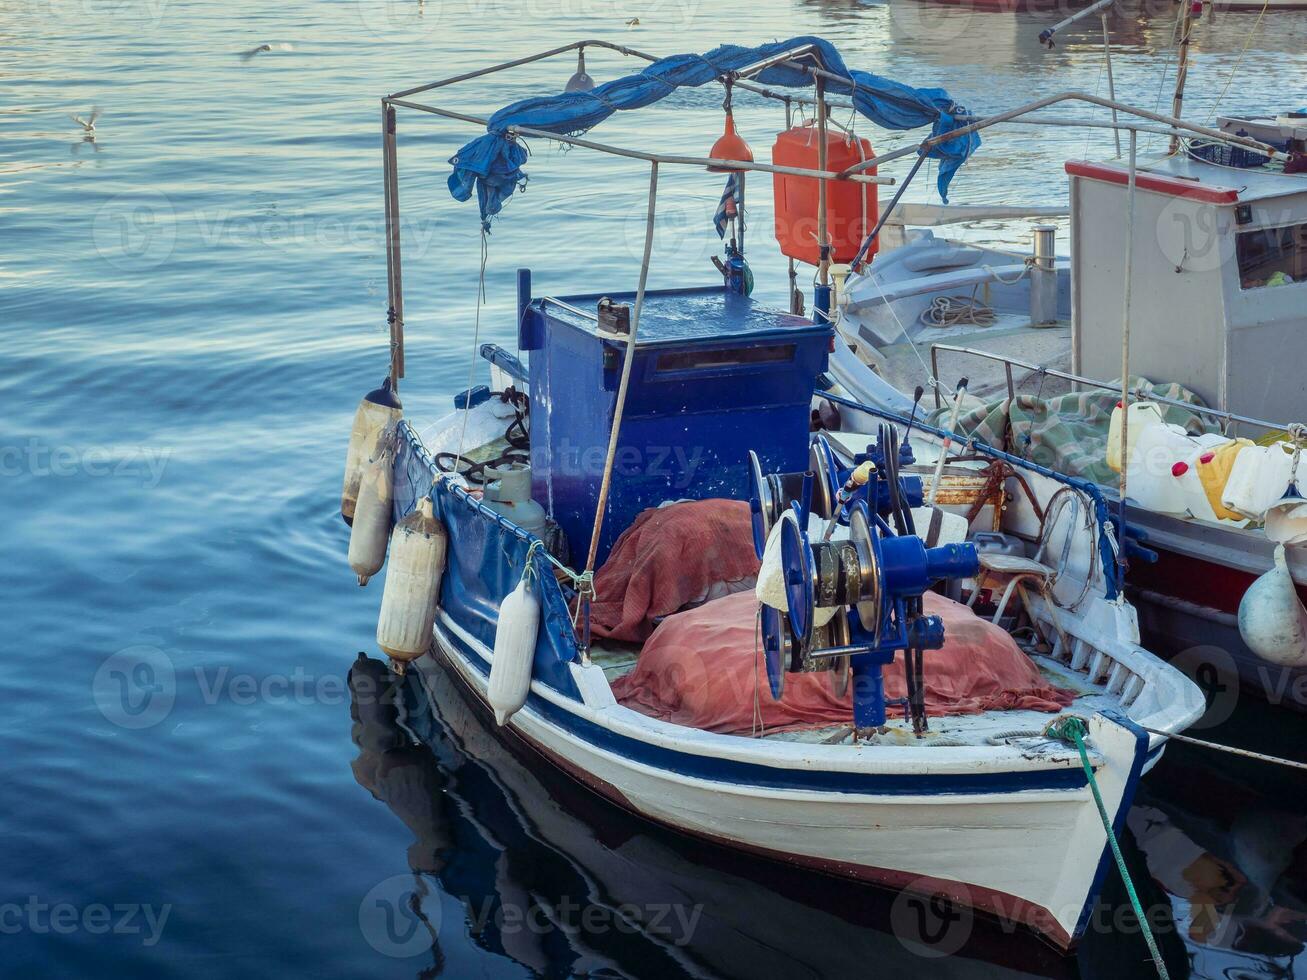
<box><xmin>1045</xmin><ymin>715</ymin><xmax>1170</xmax><ymax>980</ymax></box>
<box><xmin>920</xmin><ymin>292</ymin><xmax>997</xmax><ymax>329</ymax></box>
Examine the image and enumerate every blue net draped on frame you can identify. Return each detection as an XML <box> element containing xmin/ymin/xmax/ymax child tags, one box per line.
<box><xmin>447</xmin><ymin>36</ymin><xmax>981</xmax><ymax>227</ymax></box>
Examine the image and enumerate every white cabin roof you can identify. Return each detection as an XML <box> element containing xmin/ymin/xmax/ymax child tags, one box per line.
<box><xmin>1068</xmin><ymin>152</ymin><xmax>1307</xmax><ymax>206</ymax></box>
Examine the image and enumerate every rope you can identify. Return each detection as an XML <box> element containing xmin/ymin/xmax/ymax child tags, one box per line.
<box><xmin>1045</xmin><ymin>716</ymin><xmax>1170</xmax><ymax>980</ymax></box>
<box><xmin>1204</xmin><ymin>0</ymin><xmax>1272</xmax><ymax>126</ymax></box>
<box><xmin>434</xmin><ymin>389</ymin><xmax>530</xmax><ymax>485</ymax></box>
<box><xmin>751</xmin><ymin>604</ymin><xmax>769</xmax><ymax>739</ymax></box>
<box><xmin>920</xmin><ymin>292</ymin><xmax>998</xmax><ymax>329</ymax></box>
<box><xmin>582</xmin><ymin>161</ymin><xmax>659</xmax><ymax>577</ymax></box>
<box><xmin>986</xmin><ymin>729</ymin><xmax>1044</xmax><ymax>745</ymax></box>
<box><xmin>855</xmin><ymin>262</ymin><xmax>940</xmax><ymax>393</ymax></box>
<box><xmin>452</xmin><ymin>229</ymin><xmax>490</xmax><ymax>479</ymax></box>
<box><xmin>1141</xmin><ymin>726</ymin><xmax>1307</xmax><ymax>772</ymax></box>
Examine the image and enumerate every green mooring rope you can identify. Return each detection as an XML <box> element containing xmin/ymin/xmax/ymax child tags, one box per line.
<box><xmin>1045</xmin><ymin>716</ymin><xmax>1169</xmax><ymax>980</ymax></box>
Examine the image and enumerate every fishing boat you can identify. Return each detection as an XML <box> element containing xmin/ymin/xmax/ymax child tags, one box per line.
<box><xmin>340</xmin><ymin>38</ymin><xmax>1205</xmax><ymax>953</ymax></box>
<box><xmin>827</xmin><ymin>4</ymin><xmax>1307</xmax><ymax>713</ymax></box>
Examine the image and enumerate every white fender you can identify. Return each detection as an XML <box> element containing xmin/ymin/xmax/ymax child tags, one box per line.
<box><xmin>376</xmin><ymin>498</ymin><xmax>448</xmax><ymax>664</ymax></box>
<box><xmin>341</xmin><ymin>378</ymin><xmax>402</xmax><ymax>525</ymax></box>
<box><xmin>1238</xmin><ymin>544</ymin><xmax>1307</xmax><ymax>668</ymax></box>
<box><xmin>348</xmin><ymin>429</ymin><xmax>396</xmax><ymax>585</ymax></box>
<box><xmin>1264</xmin><ymin>492</ymin><xmax>1307</xmax><ymax>547</ymax></box>
<box><xmin>488</xmin><ymin>574</ymin><xmax>540</xmax><ymax>726</ymax></box>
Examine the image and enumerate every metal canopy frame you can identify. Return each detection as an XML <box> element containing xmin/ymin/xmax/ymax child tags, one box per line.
<box><xmin>376</xmin><ymin>39</ymin><xmax>1284</xmax><ymax>390</ymax></box>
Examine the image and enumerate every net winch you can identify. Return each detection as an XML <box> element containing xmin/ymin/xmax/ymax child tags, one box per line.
<box><xmin>749</xmin><ymin>426</ymin><xmax>978</xmax><ymax>735</ymax></box>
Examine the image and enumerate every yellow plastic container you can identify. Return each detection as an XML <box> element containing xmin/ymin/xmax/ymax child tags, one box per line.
<box><xmin>1196</xmin><ymin>438</ymin><xmax>1253</xmax><ymax>521</ymax></box>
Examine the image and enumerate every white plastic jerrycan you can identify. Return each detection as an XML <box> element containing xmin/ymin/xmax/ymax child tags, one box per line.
<box><xmin>1107</xmin><ymin>400</ymin><xmax>1168</xmax><ymax>474</ymax></box>
<box><xmin>1125</xmin><ymin>420</ymin><xmax>1194</xmax><ymax>516</ymax></box>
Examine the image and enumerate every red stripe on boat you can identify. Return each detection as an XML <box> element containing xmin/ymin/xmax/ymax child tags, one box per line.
<box><xmin>1065</xmin><ymin>160</ymin><xmax>1240</xmax><ymax>205</ymax></box>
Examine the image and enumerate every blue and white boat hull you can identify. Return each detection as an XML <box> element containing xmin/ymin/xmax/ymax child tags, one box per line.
<box><xmin>423</xmin><ymin>604</ymin><xmax>1158</xmax><ymax>951</ymax></box>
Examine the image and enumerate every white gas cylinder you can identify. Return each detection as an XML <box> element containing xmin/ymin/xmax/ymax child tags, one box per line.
<box><xmin>482</xmin><ymin>463</ymin><xmax>547</xmax><ymax>538</ymax></box>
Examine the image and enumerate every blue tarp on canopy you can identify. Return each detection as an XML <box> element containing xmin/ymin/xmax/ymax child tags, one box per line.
<box><xmin>448</xmin><ymin>36</ymin><xmax>981</xmax><ymax>228</ymax></box>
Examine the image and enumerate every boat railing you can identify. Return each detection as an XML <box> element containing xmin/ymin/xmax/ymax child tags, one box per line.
<box><xmin>540</xmin><ymin>297</ymin><xmax>598</xmax><ymax>323</ymax></box>
<box><xmin>928</xmin><ymin>342</ymin><xmax>1286</xmax><ymax>436</ymax></box>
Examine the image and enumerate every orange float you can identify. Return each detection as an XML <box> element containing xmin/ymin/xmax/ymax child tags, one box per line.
<box><xmin>772</xmin><ymin>125</ymin><xmax>878</xmax><ymax>267</ymax></box>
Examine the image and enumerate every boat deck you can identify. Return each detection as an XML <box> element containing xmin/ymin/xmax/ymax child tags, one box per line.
<box><xmin>868</xmin><ymin>318</ymin><xmax>1075</xmax><ymax>405</ymax></box>
<box><xmin>591</xmin><ymin>633</ymin><xmax>1109</xmax><ymax>750</ymax></box>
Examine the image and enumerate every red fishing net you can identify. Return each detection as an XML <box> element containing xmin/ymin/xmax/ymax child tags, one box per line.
<box><xmin>611</xmin><ymin>589</ymin><xmax>1076</xmax><ymax>735</ymax></box>
<box><xmin>589</xmin><ymin>499</ymin><xmax>761</xmax><ymax>643</ymax></box>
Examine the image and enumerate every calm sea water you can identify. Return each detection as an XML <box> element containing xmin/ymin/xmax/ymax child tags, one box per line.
<box><xmin>4</xmin><ymin>1</ymin><xmax>1307</xmax><ymax>976</ymax></box>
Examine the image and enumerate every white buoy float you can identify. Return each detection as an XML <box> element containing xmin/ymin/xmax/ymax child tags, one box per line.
<box><xmin>488</xmin><ymin>568</ymin><xmax>541</xmax><ymax>726</ymax></box>
<box><xmin>348</xmin><ymin>427</ymin><xmax>396</xmax><ymax>586</ymax></box>
<box><xmin>376</xmin><ymin>497</ymin><xmax>448</xmax><ymax>668</ymax></box>
<box><xmin>341</xmin><ymin>377</ymin><xmax>402</xmax><ymax>526</ymax></box>
<box><xmin>1238</xmin><ymin>544</ymin><xmax>1307</xmax><ymax>668</ymax></box>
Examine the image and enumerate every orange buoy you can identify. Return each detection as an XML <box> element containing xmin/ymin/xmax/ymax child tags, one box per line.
<box><xmin>772</xmin><ymin>125</ymin><xmax>878</xmax><ymax>266</ymax></box>
<box><xmin>708</xmin><ymin>112</ymin><xmax>753</xmax><ymax>173</ymax></box>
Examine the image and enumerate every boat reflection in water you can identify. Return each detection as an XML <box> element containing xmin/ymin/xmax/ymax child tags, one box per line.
<box><xmin>1130</xmin><ymin>751</ymin><xmax>1307</xmax><ymax>979</ymax></box>
<box><xmin>348</xmin><ymin>651</ymin><xmax>1220</xmax><ymax>978</ymax></box>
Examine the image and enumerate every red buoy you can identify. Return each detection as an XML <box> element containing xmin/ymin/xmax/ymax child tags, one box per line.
<box><xmin>772</xmin><ymin>125</ymin><xmax>878</xmax><ymax>266</ymax></box>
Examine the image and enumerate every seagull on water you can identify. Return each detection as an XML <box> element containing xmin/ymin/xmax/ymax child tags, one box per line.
<box><xmin>69</xmin><ymin>107</ymin><xmax>101</xmax><ymax>133</ymax></box>
<box><xmin>239</xmin><ymin>42</ymin><xmax>293</xmax><ymax>62</ymax></box>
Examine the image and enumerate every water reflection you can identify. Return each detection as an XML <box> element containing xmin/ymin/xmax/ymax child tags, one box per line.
<box><xmin>352</xmin><ymin>652</ymin><xmax>1165</xmax><ymax>977</ymax></box>
<box><xmin>1132</xmin><ymin>755</ymin><xmax>1307</xmax><ymax>978</ymax></box>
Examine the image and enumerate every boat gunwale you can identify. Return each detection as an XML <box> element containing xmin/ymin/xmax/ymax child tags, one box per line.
<box><xmin>434</xmin><ymin>608</ymin><xmax>1176</xmax><ymax>782</ymax></box>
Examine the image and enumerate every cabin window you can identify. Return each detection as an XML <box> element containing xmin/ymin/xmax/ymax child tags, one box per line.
<box><xmin>1236</xmin><ymin>222</ymin><xmax>1307</xmax><ymax>289</ymax></box>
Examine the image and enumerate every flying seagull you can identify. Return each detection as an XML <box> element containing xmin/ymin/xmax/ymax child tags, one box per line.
<box><xmin>239</xmin><ymin>42</ymin><xmax>293</xmax><ymax>62</ymax></box>
<box><xmin>69</xmin><ymin>107</ymin><xmax>101</xmax><ymax>133</ymax></box>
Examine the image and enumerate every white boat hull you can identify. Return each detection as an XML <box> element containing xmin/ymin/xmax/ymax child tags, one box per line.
<box><xmin>422</xmin><ymin>613</ymin><xmax>1157</xmax><ymax>951</ymax></box>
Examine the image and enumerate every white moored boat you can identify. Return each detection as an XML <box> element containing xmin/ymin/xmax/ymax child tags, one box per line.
<box><xmin>343</xmin><ymin>37</ymin><xmax>1206</xmax><ymax>952</ymax></box>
